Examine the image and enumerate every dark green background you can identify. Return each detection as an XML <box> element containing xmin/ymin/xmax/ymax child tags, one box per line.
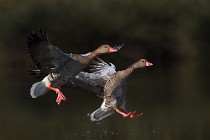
<box><xmin>0</xmin><ymin>0</ymin><xmax>210</xmax><ymax>139</ymax></box>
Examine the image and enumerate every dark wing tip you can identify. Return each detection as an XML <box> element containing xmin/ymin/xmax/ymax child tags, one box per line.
<box><xmin>27</xmin><ymin>29</ymin><xmax>50</xmax><ymax>69</ymax></box>
<box><xmin>27</xmin><ymin>28</ymin><xmax>49</xmax><ymax>46</ymax></box>
<box><xmin>40</xmin><ymin>28</ymin><xmax>48</xmax><ymax>40</ymax></box>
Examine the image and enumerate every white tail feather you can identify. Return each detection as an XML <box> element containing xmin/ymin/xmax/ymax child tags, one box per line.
<box><xmin>90</xmin><ymin>100</ymin><xmax>116</xmax><ymax>121</ymax></box>
<box><xmin>90</xmin><ymin>107</ymin><xmax>115</xmax><ymax>122</ymax></box>
<box><xmin>30</xmin><ymin>76</ymin><xmax>50</xmax><ymax>98</ymax></box>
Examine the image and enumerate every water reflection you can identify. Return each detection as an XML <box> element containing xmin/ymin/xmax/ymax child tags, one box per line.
<box><xmin>0</xmin><ymin>56</ymin><xmax>210</xmax><ymax>140</ymax></box>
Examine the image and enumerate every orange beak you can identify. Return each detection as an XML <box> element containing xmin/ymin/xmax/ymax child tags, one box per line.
<box><xmin>108</xmin><ymin>47</ymin><xmax>117</xmax><ymax>53</ymax></box>
<box><xmin>146</xmin><ymin>61</ymin><xmax>153</xmax><ymax>66</ymax></box>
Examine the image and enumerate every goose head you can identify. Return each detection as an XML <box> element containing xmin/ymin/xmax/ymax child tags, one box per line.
<box><xmin>95</xmin><ymin>44</ymin><xmax>123</xmax><ymax>54</ymax></box>
<box><xmin>132</xmin><ymin>59</ymin><xmax>153</xmax><ymax>69</ymax></box>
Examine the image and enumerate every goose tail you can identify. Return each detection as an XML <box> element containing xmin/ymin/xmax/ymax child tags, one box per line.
<box><xmin>30</xmin><ymin>76</ymin><xmax>50</xmax><ymax>98</ymax></box>
<box><xmin>90</xmin><ymin>107</ymin><xmax>115</xmax><ymax>122</ymax></box>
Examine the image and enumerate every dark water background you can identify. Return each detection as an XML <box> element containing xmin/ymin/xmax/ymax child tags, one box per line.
<box><xmin>0</xmin><ymin>0</ymin><xmax>210</xmax><ymax>139</ymax></box>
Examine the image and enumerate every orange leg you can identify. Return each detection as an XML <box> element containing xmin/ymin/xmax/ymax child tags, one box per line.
<box><xmin>129</xmin><ymin>112</ymin><xmax>143</xmax><ymax>119</ymax></box>
<box><xmin>115</xmin><ymin>109</ymin><xmax>132</xmax><ymax>117</ymax></box>
<box><xmin>115</xmin><ymin>109</ymin><xmax>143</xmax><ymax>119</ymax></box>
<box><xmin>47</xmin><ymin>85</ymin><xmax>67</xmax><ymax>105</ymax></box>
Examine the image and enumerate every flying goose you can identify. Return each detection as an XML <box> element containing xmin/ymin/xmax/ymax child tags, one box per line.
<box><xmin>27</xmin><ymin>29</ymin><xmax>122</xmax><ymax>105</ymax></box>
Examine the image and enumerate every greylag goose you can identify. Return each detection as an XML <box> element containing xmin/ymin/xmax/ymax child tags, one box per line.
<box><xmin>27</xmin><ymin>29</ymin><xmax>123</xmax><ymax>105</ymax></box>
<box><xmin>69</xmin><ymin>57</ymin><xmax>153</xmax><ymax>121</ymax></box>
<box><xmin>81</xmin><ymin>59</ymin><xmax>153</xmax><ymax>121</ymax></box>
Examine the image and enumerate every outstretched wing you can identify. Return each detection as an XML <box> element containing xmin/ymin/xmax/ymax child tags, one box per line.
<box><xmin>63</xmin><ymin>72</ymin><xmax>104</xmax><ymax>97</ymax></box>
<box><xmin>27</xmin><ymin>29</ymin><xmax>69</xmax><ymax>70</ymax></box>
<box><xmin>63</xmin><ymin>57</ymin><xmax>116</xmax><ymax>95</ymax></box>
<box><xmin>89</xmin><ymin>57</ymin><xmax>116</xmax><ymax>79</ymax></box>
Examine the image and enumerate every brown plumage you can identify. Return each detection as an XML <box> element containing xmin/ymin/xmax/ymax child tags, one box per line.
<box><xmin>90</xmin><ymin>59</ymin><xmax>153</xmax><ymax>121</ymax></box>
<box><xmin>28</xmin><ymin>29</ymin><xmax>123</xmax><ymax>105</ymax></box>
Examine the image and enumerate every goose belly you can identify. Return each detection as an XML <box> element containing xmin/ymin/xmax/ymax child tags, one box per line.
<box><xmin>50</xmin><ymin>62</ymin><xmax>86</xmax><ymax>87</ymax></box>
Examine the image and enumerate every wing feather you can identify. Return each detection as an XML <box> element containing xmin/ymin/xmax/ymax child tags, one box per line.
<box><xmin>27</xmin><ymin>29</ymin><xmax>69</xmax><ymax>70</ymax></box>
<box><xmin>89</xmin><ymin>57</ymin><xmax>116</xmax><ymax>79</ymax></box>
<box><xmin>63</xmin><ymin>58</ymin><xmax>117</xmax><ymax>95</ymax></box>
